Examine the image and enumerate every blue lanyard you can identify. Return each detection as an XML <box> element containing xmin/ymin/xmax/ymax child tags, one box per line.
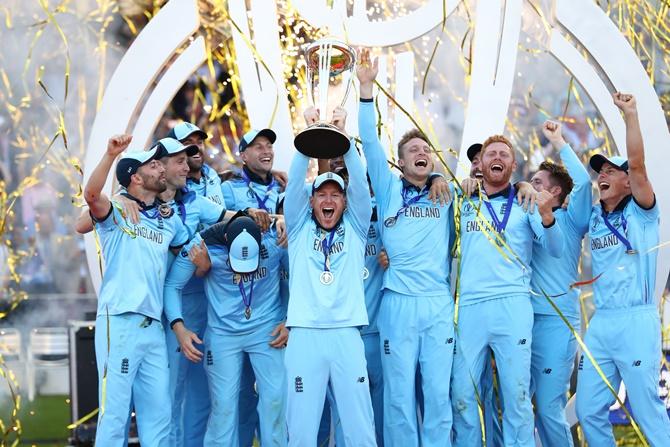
<box><xmin>238</xmin><ymin>276</ymin><xmax>254</xmax><ymax>312</ymax></box>
<box><xmin>242</xmin><ymin>171</ymin><xmax>276</xmax><ymax>212</ymax></box>
<box><xmin>320</xmin><ymin>228</ymin><xmax>337</xmax><ymax>272</ymax></box>
<box><xmin>482</xmin><ymin>186</ymin><xmax>515</xmax><ymax>234</ymax></box>
<box><xmin>602</xmin><ymin>209</ymin><xmax>636</xmax><ymax>253</ymax></box>
<box><xmin>384</xmin><ymin>186</ymin><xmax>428</xmax><ymax>227</ymax></box>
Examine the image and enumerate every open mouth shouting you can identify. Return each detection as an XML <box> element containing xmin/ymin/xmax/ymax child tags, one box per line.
<box><xmin>598</xmin><ymin>181</ymin><xmax>610</xmax><ymax>192</ymax></box>
<box><xmin>260</xmin><ymin>155</ymin><xmax>273</xmax><ymax>165</ymax></box>
<box><xmin>490</xmin><ymin>163</ymin><xmax>504</xmax><ymax>173</ymax></box>
<box><xmin>414</xmin><ymin>159</ymin><xmax>428</xmax><ymax>168</ymax></box>
<box><xmin>322</xmin><ymin>207</ymin><xmax>335</xmax><ymax>219</ymax></box>
<box><xmin>474</xmin><ymin>171</ymin><xmax>484</xmax><ymax>179</ymax></box>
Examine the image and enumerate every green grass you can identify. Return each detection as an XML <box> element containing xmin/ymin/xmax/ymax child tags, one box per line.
<box><xmin>1</xmin><ymin>394</ymin><xmax>70</xmax><ymax>446</ymax></box>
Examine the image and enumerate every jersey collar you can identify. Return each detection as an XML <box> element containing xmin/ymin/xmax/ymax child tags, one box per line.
<box><xmin>601</xmin><ymin>194</ymin><xmax>632</xmax><ymax>214</ymax></box>
<box><xmin>121</xmin><ymin>192</ymin><xmax>159</xmax><ymax>210</ymax></box>
<box><xmin>243</xmin><ymin>165</ymin><xmax>274</xmax><ymax>186</ymax></box>
<box><xmin>486</xmin><ymin>183</ymin><xmax>513</xmax><ymax>200</ymax></box>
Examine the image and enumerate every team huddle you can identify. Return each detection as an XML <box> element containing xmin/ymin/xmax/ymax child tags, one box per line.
<box><xmin>81</xmin><ymin>48</ymin><xmax>669</xmax><ymax>446</ymax></box>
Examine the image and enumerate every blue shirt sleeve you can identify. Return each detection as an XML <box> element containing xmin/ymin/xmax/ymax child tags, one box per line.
<box><xmin>559</xmin><ymin>143</ymin><xmax>592</xmax><ymax>236</ymax></box>
<box><xmin>529</xmin><ymin>212</ymin><xmax>564</xmax><ymax>258</ymax></box>
<box><xmin>163</xmin><ymin>238</ymin><xmax>199</xmax><ymax>324</ymax></box>
<box><xmin>359</xmin><ymin>100</ymin><xmax>395</xmax><ymax>209</ymax></box>
<box><xmin>284</xmin><ymin>152</ymin><xmax>311</xmax><ymax>238</ymax></box>
<box><xmin>196</xmin><ymin>195</ymin><xmax>226</xmax><ymax>225</ymax></box>
<box><xmin>343</xmin><ymin>141</ymin><xmax>372</xmax><ymax>238</ymax></box>
<box><xmin>630</xmin><ymin>195</ymin><xmax>660</xmax><ymax>222</ymax></box>
<box><xmin>221</xmin><ymin>181</ymin><xmax>236</xmax><ymax>210</ymax></box>
<box><xmin>170</xmin><ymin>217</ymin><xmax>190</xmax><ymax>249</ymax></box>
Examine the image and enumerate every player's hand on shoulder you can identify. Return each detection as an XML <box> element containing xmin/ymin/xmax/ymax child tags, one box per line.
<box><xmin>189</xmin><ymin>240</ymin><xmax>211</xmax><ymax>275</ymax></box>
<box><xmin>113</xmin><ymin>194</ymin><xmax>140</xmax><ymax>224</ymax></box>
<box><xmin>460</xmin><ymin>177</ymin><xmax>480</xmax><ymax>197</ymax></box>
<box><xmin>247</xmin><ymin>207</ymin><xmax>272</xmax><ymax>232</ymax></box>
<box><xmin>516</xmin><ymin>181</ymin><xmax>538</xmax><ymax>213</ymax></box>
<box><xmin>428</xmin><ymin>176</ymin><xmax>451</xmax><ymax>206</ymax></box>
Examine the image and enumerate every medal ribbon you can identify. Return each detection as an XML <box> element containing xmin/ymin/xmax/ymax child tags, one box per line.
<box><xmin>482</xmin><ymin>186</ymin><xmax>515</xmax><ymax>234</ymax></box>
<box><xmin>320</xmin><ymin>228</ymin><xmax>337</xmax><ymax>272</ymax></box>
<box><xmin>238</xmin><ymin>276</ymin><xmax>254</xmax><ymax>311</ymax></box>
<box><xmin>242</xmin><ymin>171</ymin><xmax>276</xmax><ymax>212</ymax></box>
<box><xmin>388</xmin><ymin>186</ymin><xmax>429</xmax><ymax>224</ymax></box>
<box><xmin>601</xmin><ymin>209</ymin><xmax>635</xmax><ymax>253</ymax></box>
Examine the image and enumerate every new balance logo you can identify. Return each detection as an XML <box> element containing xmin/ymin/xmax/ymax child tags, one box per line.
<box><xmin>206</xmin><ymin>350</ymin><xmax>213</xmax><ymax>366</ymax></box>
<box><xmin>383</xmin><ymin>339</ymin><xmax>390</xmax><ymax>355</ymax></box>
<box><xmin>578</xmin><ymin>355</ymin><xmax>584</xmax><ymax>370</ymax></box>
<box><xmin>633</xmin><ymin>360</ymin><xmax>642</xmax><ymax>367</ymax></box>
<box><xmin>357</xmin><ymin>377</ymin><xmax>366</xmax><ymax>383</ymax></box>
<box><xmin>445</xmin><ymin>337</ymin><xmax>454</xmax><ymax>344</ymax></box>
<box><xmin>295</xmin><ymin>376</ymin><xmax>304</xmax><ymax>393</ymax></box>
<box><xmin>543</xmin><ymin>368</ymin><xmax>552</xmax><ymax>374</ymax></box>
<box><xmin>121</xmin><ymin>358</ymin><xmax>129</xmax><ymax>374</ymax></box>
<box><xmin>517</xmin><ymin>338</ymin><xmax>527</xmax><ymax>345</ymax></box>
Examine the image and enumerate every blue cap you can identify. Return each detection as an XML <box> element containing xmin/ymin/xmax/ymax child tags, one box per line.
<box><xmin>167</xmin><ymin>122</ymin><xmax>208</xmax><ymax>142</ymax></box>
<box><xmin>238</xmin><ymin>128</ymin><xmax>276</xmax><ymax>152</ymax></box>
<box><xmin>225</xmin><ymin>216</ymin><xmax>262</xmax><ymax>273</ymax></box>
<box><xmin>466</xmin><ymin>143</ymin><xmax>482</xmax><ymax>162</ymax></box>
<box><xmin>589</xmin><ymin>154</ymin><xmax>629</xmax><ymax>173</ymax></box>
<box><xmin>312</xmin><ymin>171</ymin><xmax>345</xmax><ymax>195</ymax></box>
<box><xmin>152</xmin><ymin>137</ymin><xmax>199</xmax><ymax>158</ymax></box>
<box><xmin>115</xmin><ymin>147</ymin><xmax>161</xmax><ymax>187</ymax></box>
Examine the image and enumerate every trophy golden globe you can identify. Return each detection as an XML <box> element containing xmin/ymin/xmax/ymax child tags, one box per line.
<box><xmin>294</xmin><ymin>38</ymin><xmax>357</xmax><ymax>159</ymax></box>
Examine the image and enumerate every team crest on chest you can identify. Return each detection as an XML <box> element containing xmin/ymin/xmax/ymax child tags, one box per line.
<box><xmin>159</xmin><ymin>203</ymin><xmax>173</xmax><ymax>218</ymax></box>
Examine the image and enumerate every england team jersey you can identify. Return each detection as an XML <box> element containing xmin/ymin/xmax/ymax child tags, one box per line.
<box><xmin>95</xmin><ymin>199</ymin><xmax>189</xmax><ymax>320</ymax></box>
<box><xmin>187</xmin><ymin>163</ymin><xmax>225</xmax><ymax>206</ymax></box>
<box><xmin>589</xmin><ymin>195</ymin><xmax>659</xmax><ymax>309</ymax></box>
<box><xmin>221</xmin><ymin>166</ymin><xmax>281</xmax><ymax>213</ymax></box>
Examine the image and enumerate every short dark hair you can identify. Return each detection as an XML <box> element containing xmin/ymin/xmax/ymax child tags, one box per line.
<box><xmin>538</xmin><ymin>160</ymin><xmax>574</xmax><ymax>204</ymax></box>
<box><xmin>397</xmin><ymin>129</ymin><xmax>429</xmax><ymax>159</ymax></box>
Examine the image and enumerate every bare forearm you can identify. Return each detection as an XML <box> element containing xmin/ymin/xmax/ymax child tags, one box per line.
<box><xmin>623</xmin><ymin>110</ymin><xmax>644</xmax><ymax>168</ymax></box>
<box><xmin>84</xmin><ymin>153</ymin><xmax>116</xmax><ymax>205</ymax></box>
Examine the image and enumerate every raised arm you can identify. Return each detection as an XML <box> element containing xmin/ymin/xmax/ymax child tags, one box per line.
<box><xmin>613</xmin><ymin>93</ymin><xmax>654</xmax><ymax>208</ymax></box>
<box><xmin>543</xmin><ymin>120</ymin><xmax>592</xmax><ymax>234</ymax></box>
<box><xmin>84</xmin><ymin>135</ymin><xmax>132</xmax><ymax>220</ymax></box>
<box><xmin>284</xmin><ymin>151</ymin><xmax>311</xmax><ymax>234</ymax></box>
<box><xmin>533</xmin><ymin>190</ymin><xmax>565</xmax><ymax>257</ymax></box>
<box><xmin>357</xmin><ymin>48</ymin><xmax>395</xmax><ymax>203</ymax></box>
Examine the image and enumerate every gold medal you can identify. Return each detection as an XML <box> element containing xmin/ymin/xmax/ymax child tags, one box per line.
<box><xmin>244</xmin><ymin>306</ymin><xmax>252</xmax><ymax>320</ymax></box>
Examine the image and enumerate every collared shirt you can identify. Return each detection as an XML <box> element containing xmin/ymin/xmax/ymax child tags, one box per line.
<box><xmin>359</xmin><ymin>99</ymin><xmax>453</xmax><ymax>298</ymax></box>
<box><xmin>457</xmin><ymin>184</ymin><xmax>564</xmax><ymax>306</ymax></box>
<box><xmin>531</xmin><ymin>144</ymin><xmax>592</xmax><ymax>319</ymax></box>
<box><xmin>283</xmin><ymin>141</ymin><xmax>371</xmax><ymax>328</ymax></box>
<box><xmin>589</xmin><ymin>195</ymin><xmax>659</xmax><ymax>309</ymax></box>
<box><xmin>164</xmin><ymin>230</ymin><xmax>284</xmax><ymax>334</ymax></box>
<box><xmin>187</xmin><ymin>163</ymin><xmax>225</xmax><ymax>206</ymax></box>
<box><xmin>95</xmin><ymin>198</ymin><xmax>189</xmax><ymax>321</ymax></box>
<box><xmin>166</xmin><ymin>187</ymin><xmax>226</xmax><ymax>295</ymax></box>
<box><xmin>221</xmin><ymin>165</ymin><xmax>281</xmax><ymax>213</ymax></box>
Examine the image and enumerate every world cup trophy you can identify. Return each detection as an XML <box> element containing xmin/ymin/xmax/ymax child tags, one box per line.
<box><xmin>294</xmin><ymin>38</ymin><xmax>357</xmax><ymax>159</ymax></box>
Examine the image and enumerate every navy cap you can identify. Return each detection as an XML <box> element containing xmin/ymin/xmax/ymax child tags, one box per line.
<box><xmin>238</xmin><ymin>128</ymin><xmax>277</xmax><ymax>152</ymax></box>
<box><xmin>589</xmin><ymin>154</ymin><xmax>629</xmax><ymax>173</ymax></box>
<box><xmin>115</xmin><ymin>146</ymin><xmax>161</xmax><ymax>187</ymax></box>
<box><xmin>152</xmin><ymin>137</ymin><xmax>198</xmax><ymax>158</ymax></box>
<box><xmin>466</xmin><ymin>143</ymin><xmax>482</xmax><ymax>162</ymax></box>
<box><xmin>312</xmin><ymin>171</ymin><xmax>345</xmax><ymax>195</ymax></box>
<box><xmin>167</xmin><ymin>122</ymin><xmax>208</xmax><ymax>142</ymax></box>
<box><xmin>225</xmin><ymin>216</ymin><xmax>262</xmax><ymax>273</ymax></box>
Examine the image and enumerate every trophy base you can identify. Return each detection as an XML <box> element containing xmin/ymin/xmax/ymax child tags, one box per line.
<box><xmin>294</xmin><ymin>124</ymin><xmax>351</xmax><ymax>159</ymax></box>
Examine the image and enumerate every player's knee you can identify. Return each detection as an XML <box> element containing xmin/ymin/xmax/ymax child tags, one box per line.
<box><xmin>575</xmin><ymin>395</ymin><xmax>596</xmax><ymax>422</ymax></box>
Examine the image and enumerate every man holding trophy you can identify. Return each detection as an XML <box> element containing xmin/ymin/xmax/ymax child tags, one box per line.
<box><xmin>283</xmin><ymin>40</ymin><xmax>377</xmax><ymax>446</ymax></box>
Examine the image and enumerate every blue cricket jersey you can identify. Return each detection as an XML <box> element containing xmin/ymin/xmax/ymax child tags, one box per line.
<box><xmin>283</xmin><ymin>141</ymin><xmax>372</xmax><ymax>328</ymax></box>
<box><xmin>95</xmin><ymin>199</ymin><xmax>189</xmax><ymax>321</ymax></box>
<box><xmin>167</xmin><ymin>187</ymin><xmax>225</xmax><ymax>295</ymax></box>
<box><xmin>362</xmin><ymin>199</ymin><xmax>383</xmax><ymax>335</ymax></box>
<box><xmin>187</xmin><ymin>163</ymin><xmax>225</xmax><ymax>206</ymax></box>
<box><xmin>221</xmin><ymin>166</ymin><xmax>282</xmax><ymax>213</ymax></box>
<box><xmin>164</xmin><ymin>229</ymin><xmax>285</xmax><ymax>334</ymax></box>
<box><xmin>359</xmin><ymin>99</ymin><xmax>453</xmax><ymax>298</ymax></box>
<box><xmin>279</xmin><ymin>248</ymin><xmax>289</xmax><ymax>316</ymax></box>
<box><xmin>457</xmin><ymin>185</ymin><xmax>564</xmax><ymax>306</ymax></box>
<box><xmin>531</xmin><ymin>144</ymin><xmax>592</xmax><ymax>319</ymax></box>
<box><xmin>589</xmin><ymin>195</ymin><xmax>660</xmax><ymax>309</ymax></box>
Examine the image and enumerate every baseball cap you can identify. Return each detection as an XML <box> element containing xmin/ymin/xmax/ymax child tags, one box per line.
<box><xmin>238</xmin><ymin>128</ymin><xmax>277</xmax><ymax>152</ymax></box>
<box><xmin>167</xmin><ymin>122</ymin><xmax>208</xmax><ymax>142</ymax></box>
<box><xmin>466</xmin><ymin>143</ymin><xmax>483</xmax><ymax>162</ymax></box>
<box><xmin>312</xmin><ymin>172</ymin><xmax>345</xmax><ymax>195</ymax></box>
<box><xmin>152</xmin><ymin>137</ymin><xmax>198</xmax><ymax>158</ymax></box>
<box><xmin>589</xmin><ymin>154</ymin><xmax>629</xmax><ymax>173</ymax></box>
<box><xmin>225</xmin><ymin>216</ymin><xmax>262</xmax><ymax>273</ymax></box>
<box><xmin>115</xmin><ymin>147</ymin><xmax>161</xmax><ymax>188</ymax></box>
